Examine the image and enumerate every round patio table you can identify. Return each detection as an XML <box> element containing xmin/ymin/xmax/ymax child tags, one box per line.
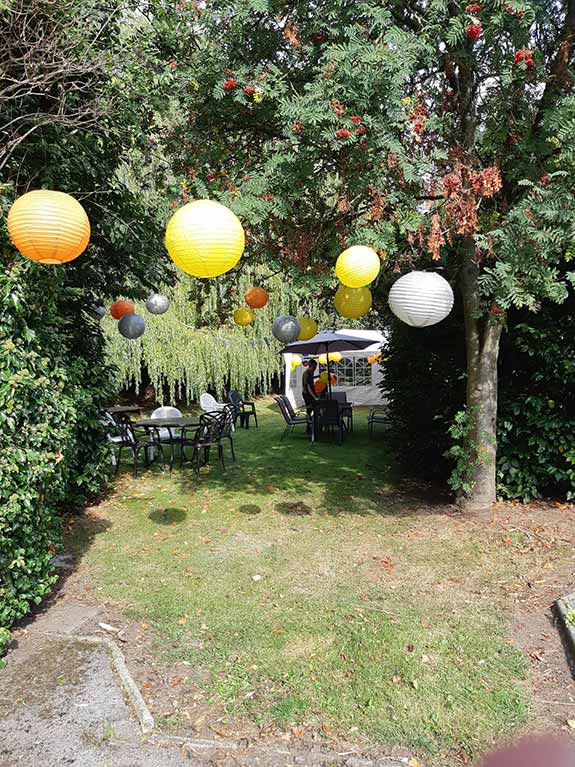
<box><xmin>136</xmin><ymin>417</ymin><xmax>201</xmax><ymax>471</ymax></box>
<box><xmin>107</xmin><ymin>405</ymin><xmax>144</xmax><ymax>416</ymax></box>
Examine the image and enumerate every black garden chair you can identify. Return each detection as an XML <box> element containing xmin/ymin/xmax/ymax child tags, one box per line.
<box><xmin>367</xmin><ymin>406</ymin><xmax>389</xmax><ymax>439</ymax></box>
<box><xmin>274</xmin><ymin>396</ymin><xmax>311</xmax><ymax>440</ymax></box>
<box><xmin>181</xmin><ymin>418</ymin><xmax>226</xmax><ymax>476</ymax></box>
<box><xmin>112</xmin><ymin>416</ymin><xmax>163</xmax><ymax>477</ymax></box>
<box><xmin>316</xmin><ymin>399</ymin><xmax>345</xmax><ymax>445</ymax></box>
<box><xmin>228</xmin><ymin>390</ymin><xmax>258</xmax><ymax>429</ymax></box>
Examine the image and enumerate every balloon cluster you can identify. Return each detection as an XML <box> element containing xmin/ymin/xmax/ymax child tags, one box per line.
<box><xmin>332</xmin><ymin>245</ymin><xmax>381</xmax><ymax>319</ymax></box>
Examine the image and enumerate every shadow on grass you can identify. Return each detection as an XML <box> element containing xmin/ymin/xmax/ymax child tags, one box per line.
<box><xmin>275</xmin><ymin>501</ymin><xmax>312</xmax><ymax>516</ymax></box>
<box><xmin>149</xmin><ymin>507</ymin><xmax>187</xmax><ymax>525</ymax></box>
<box><xmin>239</xmin><ymin>504</ymin><xmax>262</xmax><ymax>515</ymax></box>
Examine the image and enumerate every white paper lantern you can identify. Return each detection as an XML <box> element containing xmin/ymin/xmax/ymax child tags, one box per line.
<box><xmin>388</xmin><ymin>271</ymin><xmax>454</xmax><ymax>327</ymax></box>
<box><xmin>146</xmin><ymin>292</ymin><xmax>170</xmax><ymax>314</ymax></box>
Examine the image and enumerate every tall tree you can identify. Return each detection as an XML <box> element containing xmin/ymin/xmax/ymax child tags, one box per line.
<box><xmin>158</xmin><ymin>0</ymin><xmax>575</xmax><ymax>512</ymax></box>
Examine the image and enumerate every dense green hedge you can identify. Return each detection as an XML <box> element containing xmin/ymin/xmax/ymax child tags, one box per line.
<box><xmin>381</xmin><ymin>296</ymin><xmax>575</xmax><ymax>502</ymax></box>
<box><xmin>0</xmin><ymin>253</ymin><xmax>115</xmax><ymax>660</ymax></box>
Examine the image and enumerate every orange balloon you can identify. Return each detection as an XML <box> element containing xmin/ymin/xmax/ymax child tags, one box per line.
<box><xmin>110</xmin><ymin>300</ymin><xmax>135</xmax><ymax>320</ymax></box>
<box><xmin>314</xmin><ymin>380</ymin><xmax>327</xmax><ymax>394</ymax></box>
<box><xmin>7</xmin><ymin>190</ymin><xmax>90</xmax><ymax>264</ymax></box>
<box><xmin>245</xmin><ymin>287</ymin><xmax>268</xmax><ymax>309</ymax></box>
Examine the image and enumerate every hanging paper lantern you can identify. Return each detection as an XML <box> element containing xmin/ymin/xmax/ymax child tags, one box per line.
<box><xmin>318</xmin><ymin>354</ymin><xmax>327</xmax><ymax>365</ymax></box>
<box><xmin>335</xmin><ymin>245</ymin><xmax>380</xmax><ymax>288</ymax></box>
<box><xmin>118</xmin><ymin>313</ymin><xmax>145</xmax><ymax>339</ymax></box>
<box><xmin>245</xmin><ymin>287</ymin><xmax>268</xmax><ymax>309</ymax></box>
<box><xmin>91</xmin><ymin>306</ymin><xmax>106</xmax><ymax>321</ymax></box>
<box><xmin>297</xmin><ymin>318</ymin><xmax>318</xmax><ymax>341</ymax></box>
<box><xmin>291</xmin><ymin>354</ymin><xmax>302</xmax><ymax>371</ymax></box>
<box><xmin>328</xmin><ymin>351</ymin><xmax>342</xmax><ymax>363</ymax></box>
<box><xmin>334</xmin><ymin>285</ymin><xmax>372</xmax><ymax>319</ymax></box>
<box><xmin>146</xmin><ymin>293</ymin><xmax>170</xmax><ymax>315</ymax></box>
<box><xmin>314</xmin><ymin>379</ymin><xmax>327</xmax><ymax>394</ymax></box>
<box><xmin>320</xmin><ymin>372</ymin><xmax>337</xmax><ymax>384</ymax></box>
<box><xmin>388</xmin><ymin>271</ymin><xmax>454</xmax><ymax>327</ymax></box>
<box><xmin>7</xmin><ymin>190</ymin><xmax>90</xmax><ymax>264</ymax></box>
<box><xmin>165</xmin><ymin>199</ymin><xmax>245</xmax><ymax>278</ymax></box>
<box><xmin>272</xmin><ymin>315</ymin><xmax>300</xmax><ymax>344</ymax></box>
<box><xmin>368</xmin><ymin>356</ymin><xmax>375</xmax><ymax>365</ymax></box>
<box><xmin>110</xmin><ymin>300</ymin><xmax>135</xmax><ymax>320</ymax></box>
<box><xmin>234</xmin><ymin>307</ymin><xmax>255</xmax><ymax>326</ymax></box>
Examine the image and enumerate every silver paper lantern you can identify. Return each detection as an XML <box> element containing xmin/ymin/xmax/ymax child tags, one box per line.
<box><xmin>146</xmin><ymin>292</ymin><xmax>170</xmax><ymax>315</ymax></box>
<box><xmin>91</xmin><ymin>305</ymin><xmax>106</xmax><ymax>321</ymax></box>
<box><xmin>388</xmin><ymin>271</ymin><xmax>454</xmax><ymax>328</ymax></box>
<box><xmin>272</xmin><ymin>315</ymin><xmax>300</xmax><ymax>344</ymax></box>
<box><xmin>118</xmin><ymin>313</ymin><xmax>146</xmax><ymax>339</ymax></box>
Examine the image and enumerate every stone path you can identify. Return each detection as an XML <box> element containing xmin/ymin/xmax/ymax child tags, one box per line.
<box><xmin>0</xmin><ymin>601</ymin><xmax>405</xmax><ymax>767</ymax></box>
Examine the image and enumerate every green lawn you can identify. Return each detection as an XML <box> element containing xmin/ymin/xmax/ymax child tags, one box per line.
<box><xmin>67</xmin><ymin>398</ymin><xmax>544</xmax><ymax>763</ymax></box>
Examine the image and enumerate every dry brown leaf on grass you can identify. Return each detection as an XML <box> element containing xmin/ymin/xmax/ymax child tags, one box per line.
<box><xmin>272</xmin><ymin>628</ymin><xmax>285</xmax><ymax>635</ymax></box>
<box><xmin>291</xmin><ymin>727</ymin><xmax>304</xmax><ymax>738</ymax></box>
<box><xmin>392</xmin><ymin>675</ymin><xmax>402</xmax><ymax>684</ymax></box>
<box><xmin>321</xmin><ymin>723</ymin><xmax>331</xmax><ymax>734</ymax></box>
<box><xmin>411</xmin><ymin>679</ymin><xmax>419</xmax><ymax>690</ymax></box>
<box><xmin>183</xmin><ymin>567</ymin><xmax>194</xmax><ymax>577</ymax></box>
<box><xmin>177</xmin><ymin>616</ymin><xmax>187</xmax><ymax>625</ymax></box>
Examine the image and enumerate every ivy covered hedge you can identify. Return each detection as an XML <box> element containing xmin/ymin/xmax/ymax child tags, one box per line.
<box><xmin>381</xmin><ymin>294</ymin><xmax>575</xmax><ymax>503</ymax></box>
<box><xmin>0</xmin><ymin>252</ymin><xmax>115</xmax><ymax>660</ymax></box>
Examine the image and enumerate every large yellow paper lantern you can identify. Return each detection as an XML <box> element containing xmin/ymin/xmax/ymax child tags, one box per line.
<box><xmin>318</xmin><ymin>354</ymin><xmax>327</xmax><ymax>365</ymax></box>
<box><xmin>7</xmin><ymin>190</ymin><xmax>90</xmax><ymax>264</ymax></box>
<box><xmin>334</xmin><ymin>285</ymin><xmax>372</xmax><ymax>319</ymax></box>
<box><xmin>297</xmin><ymin>318</ymin><xmax>318</xmax><ymax>341</ymax></box>
<box><xmin>335</xmin><ymin>245</ymin><xmax>380</xmax><ymax>288</ymax></box>
<box><xmin>233</xmin><ymin>307</ymin><xmax>254</xmax><ymax>326</ymax></box>
<box><xmin>165</xmin><ymin>199</ymin><xmax>245</xmax><ymax>278</ymax></box>
<box><xmin>328</xmin><ymin>351</ymin><xmax>342</xmax><ymax>363</ymax></box>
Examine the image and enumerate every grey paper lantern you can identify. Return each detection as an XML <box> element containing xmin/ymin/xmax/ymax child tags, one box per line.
<box><xmin>272</xmin><ymin>315</ymin><xmax>300</xmax><ymax>344</ymax></box>
<box><xmin>118</xmin><ymin>313</ymin><xmax>146</xmax><ymax>339</ymax></box>
<box><xmin>146</xmin><ymin>292</ymin><xmax>170</xmax><ymax>315</ymax></box>
<box><xmin>388</xmin><ymin>271</ymin><xmax>454</xmax><ymax>328</ymax></box>
<box><xmin>91</xmin><ymin>305</ymin><xmax>106</xmax><ymax>321</ymax></box>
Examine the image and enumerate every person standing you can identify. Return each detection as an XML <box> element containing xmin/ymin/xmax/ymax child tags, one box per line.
<box><xmin>302</xmin><ymin>359</ymin><xmax>318</xmax><ymax>418</ymax></box>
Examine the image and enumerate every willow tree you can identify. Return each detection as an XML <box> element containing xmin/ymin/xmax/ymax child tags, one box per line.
<box><xmin>154</xmin><ymin>0</ymin><xmax>575</xmax><ymax>513</ymax></box>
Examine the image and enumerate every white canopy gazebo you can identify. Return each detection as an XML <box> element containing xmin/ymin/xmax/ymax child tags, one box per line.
<box><xmin>284</xmin><ymin>328</ymin><xmax>387</xmax><ymax>409</ymax></box>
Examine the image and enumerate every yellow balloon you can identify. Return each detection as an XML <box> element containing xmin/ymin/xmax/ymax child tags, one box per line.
<box><xmin>328</xmin><ymin>351</ymin><xmax>342</xmax><ymax>363</ymax></box>
<box><xmin>334</xmin><ymin>285</ymin><xmax>372</xmax><ymax>319</ymax></box>
<box><xmin>297</xmin><ymin>317</ymin><xmax>318</xmax><ymax>341</ymax></box>
<box><xmin>165</xmin><ymin>199</ymin><xmax>245</xmax><ymax>277</ymax></box>
<box><xmin>335</xmin><ymin>245</ymin><xmax>380</xmax><ymax>288</ymax></box>
<box><xmin>7</xmin><ymin>190</ymin><xmax>90</xmax><ymax>264</ymax></box>
<box><xmin>233</xmin><ymin>307</ymin><xmax>254</xmax><ymax>326</ymax></box>
<box><xmin>318</xmin><ymin>354</ymin><xmax>327</xmax><ymax>365</ymax></box>
<box><xmin>291</xmin><ymin>354</ymin><xmax>302</xmax><ymax>371</ymax></box>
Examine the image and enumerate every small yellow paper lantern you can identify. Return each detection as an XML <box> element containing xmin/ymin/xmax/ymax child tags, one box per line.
<box><xmin>233</xmin><ymin>307</ymin><xmax>254</xmax><ymax>326</ymax></box>
<box><xmin>320</xmin><ymin>371</ymin><xmax>337</xmax><ymax>384</ymax></box>
<box><xmin>297</xmin><ymin>318</ymin><xmax>318</xmax><ymax>341</ymax></box>
<box><xmin>334</xmin><ymin>285</ymin><xmax>372</xmax><ymax>319</ymax></box>
<box><xmin>328</xmin><ymin>351</ymin><xmax>342</xmax><ymax>363</ymax></box>
<box><xmin>165</xmin><ymin>199</ymin><xmax>245</xmax><ymax>278</ymax></box>
<box><xmin>7</xmin><ymin>190</ymin><xmax>90</xmax><ymax>264</ymax></box>
<box><xmin>335</xmin><ymin>245</ymin><xmax>380</xmax><ymax>288</ymax></box>
<box><xmin>291</xmin><ymin>354</ymin><xmax>302</xmax><ymax>371</ymax></box>
<box><xmin>318</xmin><ymin>354</ymin><xmax>327</xmax><ymax>365</ymax></box>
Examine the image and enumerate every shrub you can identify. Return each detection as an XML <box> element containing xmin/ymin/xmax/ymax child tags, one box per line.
<box><xmin>0</xmin><ymin>254</ymin><xmax>115</xmax><ymax>650</ymax></box>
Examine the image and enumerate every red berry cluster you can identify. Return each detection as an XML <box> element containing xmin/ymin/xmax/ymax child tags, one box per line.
<box><xmin>514</xmin><ymin>49</ymin><xmax>535</xmax><ymax>67</ymax></box>
<box><xmin>465</xmin><ymin>4</ymin><xmax>482</xmax><ymax>12</ymax></box>
<box><xmin>350</xmin><ymin>115</ymin><xmax>362</xmax><ymax>124</ymax></box>
<box><xmin>336</xmin><ymin>128</ymin><xmax>352</xmax><ymax>138</ymax></box>
<box><xmin>293</xmin><ymin>119</ymin><xmax>304</xmax><ymax>135</ymax></box>
<box><xmin>503</xmin><ymin>2</ymin><xmax>524</xmax><ymax>16</ymax></box>
<box><xmin>466</xmin><ymin>22</ymin><xmax>481</xmax><ymax>40</ymax></box>
<box><xmin>223</xmin><ymin>78</ymin><xmax>237</xmax><ymax>90</ymax></box>
<box><xmin>244</xmin><ymin>85</ymin><xmax>255</xmax><ymax>95</ymax></box>
<box><xmin>331</xmin><ymin>99</ymin><xmax>345</xmax><ymax>117</ymax></box>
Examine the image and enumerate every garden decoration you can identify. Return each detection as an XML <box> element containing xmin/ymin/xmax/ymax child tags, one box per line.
<box><xmin>146</xmin><ymin>292</ymin><xmax>170</xmax><ymax>314</ymax></box>
<box><xmin>388</xmin><ymin>271</ymin><xmax>454</xmax><ymax>327</ymax></box>
<box><xmin>91</xmin><ymin>306</ymin><xmax>106</xmax><ymax>321</ymax></box>
<box><xmin>165</xmin><ymin>199</ymin><xmax>245</xmax><ymax>277</ymax></box>
<box><xmin>272</xmin><ymin>315</ymin><xmax>300</xmax><ymax>344</ymax></box>
<box><xmin>328</xmin><ymin>351</ymin><xmax>342</xmax><ymax>363</ymax></box>
<box><xmin>110</xmin><ymin>299</ymin><xmax>135</xmax><ymax>320</ymax></box>
<box><xmin>318</xmin><ymin>353</ymin><xmax>327</xmax><ymax>365</ymax></box>
<box><xmin>7</xmin><ymin>189</ymin><xmax>90</xmax><ymax>264</ymax></box>
<box><xmin>335</xmin><ymin>245</ymin><xmax>380</xmax><ymax>288</ymax></box>
<box><xmin>234</xmin><ymin>307</ymin><xmax>255</xmax><ymax>326</ymax></box>
<box><xmin>334</xmin><ymin>284</ymin><xmax>372</xmax><ymax>319</ymax></box>
<box><xmin>245</xmin><ymin>286</ymin><xmax>268</xmax><ymax>308</ymax></box>
<box><xmin>297</xmin><ymin>318</ymin><xmax>318</xmax><ymax>341</ymax></box>
<box><xmin>320</xmin><ymin>372</ymin><xmax>337</xmax><ymax>384</ymax></box>
<box><xmin>314</xmin><ymin>379</ymin><xmax>327</xmax><ymax>394</ymax></box>
<box><xmin>291</xmin><ymin>354</ymin><xmax>302</xmax><ymax>371</ymax></box>
<box><xmin>118</xmin><ymin>313</ymin><xmax>145</xmax><ymax>339</ymax></box>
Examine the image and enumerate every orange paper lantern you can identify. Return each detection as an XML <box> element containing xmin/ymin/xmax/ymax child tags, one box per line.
<box><xmin>110</xmin><ymin>300</ymin><xmax>135</xmax><ymax>320</ymax></box>
<box><xmin>314</xmin><ymin>380</ymin><xmax>327</xmax><ymax>394</ymax></box>
<box><xmin>7</xmin><ymin>190</ymin><xmax>90</xmax><ymax>264</ymax></box>
<box><xmin>245</xmin><ymin>287</ymin><xmax>268</xmax><ymax>309</ymax></box>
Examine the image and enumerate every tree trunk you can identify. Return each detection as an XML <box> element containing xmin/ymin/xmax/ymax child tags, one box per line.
<box><xmin>460</xmin><ymin>249</ymin><xmax>502</xmax><ymax>515</ymax></box>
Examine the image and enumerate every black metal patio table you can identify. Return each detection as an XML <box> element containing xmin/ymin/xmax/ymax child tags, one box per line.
<box><xmin>136</xmin><ymin>417</ymin><xmax>201</xmax><ymax>471</ymax></box>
